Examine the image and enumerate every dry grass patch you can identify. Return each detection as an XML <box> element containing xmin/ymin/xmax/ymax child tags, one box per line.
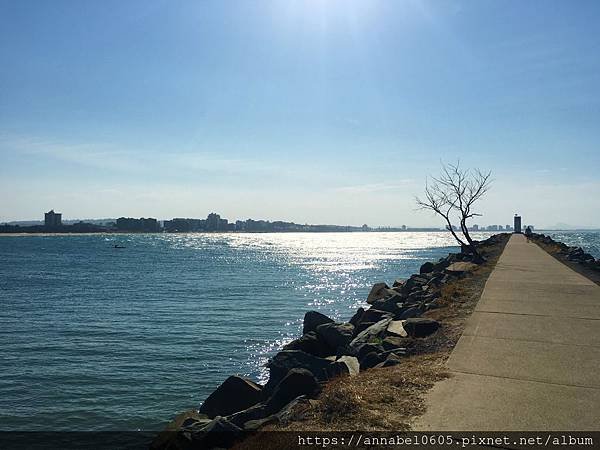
<box><xmin>272</xmin><ymin>352</ymin><xmax>450</xmax><ymax>432</ymax></box>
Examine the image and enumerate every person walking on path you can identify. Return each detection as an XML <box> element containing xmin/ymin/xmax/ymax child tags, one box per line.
<box><xmin>525</xmin><ymin>226</ymin><xmax>532</xmax><ymax>242</ymax></box>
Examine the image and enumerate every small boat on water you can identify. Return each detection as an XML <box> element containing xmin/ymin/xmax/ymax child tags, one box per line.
<box><xmin>114</xmin><ymin>244</ymin><xmax>126</xmax><ymax>249</ymax></box>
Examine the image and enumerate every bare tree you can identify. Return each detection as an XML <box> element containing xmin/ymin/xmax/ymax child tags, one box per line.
<box><xmin>416</xmin><ymin>162</ymin><xmax>492</xmax><ymax>260</ymax></box>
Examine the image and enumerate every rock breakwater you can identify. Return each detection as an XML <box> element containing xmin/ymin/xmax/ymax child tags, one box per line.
<box><xmin>152</xmin><ymin>234</ymin><xmax>507</xmax><ymax>450</ymax></box>
<box><xmin>532</xmin><ymin>233</ymin><xmax>600</xmax><ymax>272</ymax></box>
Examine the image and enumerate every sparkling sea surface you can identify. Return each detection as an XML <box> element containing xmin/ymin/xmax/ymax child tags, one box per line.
<box><xmin>0</xmin><ymin>230</ymin><xmax>597</xmax><ymax>431</ymax></box>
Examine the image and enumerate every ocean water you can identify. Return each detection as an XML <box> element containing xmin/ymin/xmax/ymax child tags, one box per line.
<box><xmin>0</xmin><ymin>230</ymin><xmax>597</xmax><ymax>431</ymax></box>
<box><xmin>544</xmin><ymin>230</ymin><xmax>600</xmax><ymax>258</ymax></box>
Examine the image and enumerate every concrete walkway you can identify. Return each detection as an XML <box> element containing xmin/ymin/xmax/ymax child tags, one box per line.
<box><xmin>415</xmin><ymin>234</ymin><xmax>600</xmax><ymax>431</ymax></box>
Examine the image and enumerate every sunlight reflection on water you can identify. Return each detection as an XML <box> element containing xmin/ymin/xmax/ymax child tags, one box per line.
<box><xmin>1</xmin><ymin>231</ymin><xmax>500</xmax><ymax>430</ymax></box>
<box><xmin>157</xmin><ymin>231</ymin><xmax>487</xmax><ymax>383</ymax></box>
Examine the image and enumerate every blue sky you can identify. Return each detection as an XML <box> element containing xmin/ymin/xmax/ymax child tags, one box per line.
<box><xmin>1</xmin><ymin>0</ymin><xmax>599</xmax><ymax>227</ymax></box>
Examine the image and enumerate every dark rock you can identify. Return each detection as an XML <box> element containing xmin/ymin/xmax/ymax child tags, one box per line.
<box><xmin>243</xmin><ymin>415</ymin><xmax>278</xmax><ymax>431</ymax></box>
<box><xmin>420</xmin><ymin>261</ymin><xmax>435</xmax><ymax>274</ymax></box>
<box><xmin>424</xmin><ymin>300</ymin><xmax>441</xmax><ymax>310</ymax></box>
<box><xmin>434</xmin><ymin>258</ymin><xmax>451</xmax><ymax>271</ymax></box>
<box><xmin>375</xmin><ymin>353</ymin><xmax>403</xmax><ymax>368</ymax></box>
<box><xmin>265</xmin><ymin>350</ymin><xmax>333</xmax><ymax>390</ymax></box>
<box><xmin>273</xmin><ymin>396</ymin><xmax>313</xmax><ymax>424</ymax></box>
<box><xmin>392</xmin><ymin>279</ymin><xmax>405</xmax><ymax>288</ymax></box>
<box><xmin>199</xmin><ymin>375</ymin><xmax>263</xmax><ymax>418</ymax></box>
<box><xmin>357</xmin><ymin>308</ymin><xmax>392</xmax><ymax>325</ymax></box>
<box><xmin>227</xmin><ymin>403</ymin><xmax>268</xmax><ymax>428</ymax></box>
<box><xmin>328</xmin><ymin>355</ymin><xmax>360</xmax><ymax>377</ymax></box>
<box><xmin>400</xmin><ymin>275</ymin><xmax>429</xmax><ymax>295</ymax></box>
<box><xmin>402</xmin><ymin>318</ymin><xmax>441</xmax><ymax>338</ymax></box>
<box><xmin>397</xmin><ymin>306</ymin><xmax>422</xmax><ymax>320</ymax></box>
<box><xmin>421</xmin><ymin>291</ymin><xmax>441</xmax><ymax>303</ymax></box>
<box><xmin>350</xmin><ymin>318</ymin><xmax>392</xmax><ymax>348</ymax></box>
<box><xmin>190</xmin><ymin>416</ymin><xmax>242</xmax><ymax>449</ymax></box>
<box><xmin>354</xmin><ymin>321</ymin><xmax>376</xmax><ymax>335</ymax></box>
<box><xmin>382</xmin><ymin>336</ymin><xmax>407</xmax><ymax>351</ymax></box>
<box><xmin>359</xmin><ymin>351</ymin><xmax>384</xmax><ymax>370</ymax></box>
<box><xmin>316</xmin><ymin>322</ymin><xmax>355</xmax><ymax>349</ymax></box>
<box><xmin>303</xmin><ymin>311</ymin><xmax>334</xmax><ymax>334</ymax></box>
<box><xmin>370</xmin><ymin>296</ymin><xmax>403</xmax><ymax>314</ymax></box>
<box><xmin>283</xmin><ymin>331</ymin><xmax>331</xmax><ymax>357</ymax></box>
<box><xmin>334</xmin><ymin>344</ymin><xmax>358</xmax><ymax>358</ymax></box>
<box><xmin>265</xmin><ymin>368</ymin><xmax>320</xmax><ymax>414</ymax></box>
<box><xmin>349</xmin><ymin>307</ymin><xmax>365</xmax><ymax>327</ymax></box>
<box><xmin>356</xmin><ymin>343</ymin><xmax>383</xmax><ymax>361</ymax></box>
<box><xmin>180</xmin><ymin>417</ymin><xmax>213</xmax><ymax>432</ymax></box>
<box><xmin>367</xmin><ymin>282</ymin><xmax>395</xmax><ymax>304</ymax></box>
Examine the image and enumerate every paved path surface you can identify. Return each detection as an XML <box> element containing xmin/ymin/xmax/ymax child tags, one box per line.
<box><xmin>415</xmin><ymin>234</ymin><xmax>600</xmax><ymax>431</ymax></box>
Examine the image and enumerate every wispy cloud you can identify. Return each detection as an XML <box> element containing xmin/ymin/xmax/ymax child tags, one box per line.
<box><xmin>0</xmin><ymin>132</ymin><xmax>282</xmax><ymax>177</ymax></box>
<box><xmin>334</xmin><ymin>180</ymin><xmax>413</xmax><ymax>194</ymax></box>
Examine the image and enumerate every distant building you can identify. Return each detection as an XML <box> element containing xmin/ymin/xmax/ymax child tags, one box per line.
<box><xmin>163</xmin><ymin>218</ymin><xmax>206</xmax><ymax>232</ymax></box>
<box><xmin>498</xmin><ymin>225</ymin><xmax>504</xmax><ymax>231</ymax></box>
<box><xmin>514</xmin><ymin>215</ymin><xmax>522</xmax><ymax>234</ymax></box>
<box><xmin>206</xmin><ymin>213</ymin><xmax>221</xmax><ymax>231</ymax></box>
<box><xmin>472</xmin><ymin>224</ymin><xmax>479</xmax><ymax>231</ymax></box>
<box><xmin>44</xmin><ymin>210</ymin><xmax>62</xmax><ymax>228</ymax></box>
<box><xmin>401</xmin><ymin>225</ymin><xmax>407</xmax><ymax>231</ymax></box>
<box><xmin>116</xmin><ymin>217</ymin><xmax>160</xmax><ymax>232</ymax></box>
<box><xmin>505</xmin><ymin>225</ymin><xmax>512</xmax><ymax>231</ymax></box>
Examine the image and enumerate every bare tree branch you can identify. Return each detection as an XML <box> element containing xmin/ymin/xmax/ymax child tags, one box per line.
<box><xmin>416</xmin><ymin>162</ymin><xmax>493</xmax><ymax>258</ymax></box>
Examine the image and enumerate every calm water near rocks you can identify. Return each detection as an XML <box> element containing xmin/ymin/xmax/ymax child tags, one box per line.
<box><xmin>1</xmin><ymin>231</ymin><xmax>598</xmax><ymax>431</ymax></box>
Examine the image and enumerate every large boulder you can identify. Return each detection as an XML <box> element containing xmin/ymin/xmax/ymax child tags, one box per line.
<box><xmin>329</xmin><ymin>355</ymin><xmax>360</xmax><ymax>377</ymax></box>
<box><xmin>382</xmin><ymin>336</ymin><xmax>407</xmax><ymax>352</ymax></box>
<box><xmin>420</xmin><ymin>261</ymin><xmax>435</xmax><ymax>274</ymax></box>
<box><xmin>316</xmin><ymin>322</ymin><xmax>355</xmax><ymax>350</ymax></box>
<box><xmin>354</xmin><ymin>321</ymin><xmax>376</xmax><ymax>335</ymax></box>
<box><xmin>445</xmin><ymin>262</ymin><xmax>478</xmax><ymax>274</ymax></box>
<box><xmin>375</xmin><ymin>353</ymin><xmax>403</xmax><ymax>368</ymax></box>
<box><xmin>303</xmin><ymin>311</ymin><xmax>334</xmax><ymax>334</ymax></box>
<box><xmin>397</xmin><ymin>306</ymin><xmax>422</xmax><ymax>320</ymax></box>
<box><xmin>265</xmin><ymin>368</ymin><xmax>320</xmax><ymax>414</ymax></box>
<box><xmin>359</xmin><ymin>351</ymin><xmax>384</xmax><ymax>370</ymax></box>
<box><xmin>242</xmin><ymin>415</ymin><xmax>278</xmax><ymax>431</ymax></box>
<box><xmin>265</xmin><ymin>350</ymin><xmax>332</xmax><ymax>390</ymax></box>
<box><xmin>349</xmin><ymin>307</ymin><xmax>365</xmax><ymax>327</ymax></box>
<box><xmin>199</xmin><ymin>375</ymin><xmax>263</xmax><ymax>418</ymax></box>
<box><xmin>283</xmin><ymin>331</ymin><xmax>331</xmax><ymax>357</ymax></box>
<box><xmin>366</xmin><ymin>282</ymin><xmax>395</xmax><ymax>304</ymax></box>
<box><xmin>370</xmin><ymin>295</ymin><xmax>404</xmax><ymax>314</ymax></box>
<box><xmin>392</xmin><ymin>279</ymin><xmax>405</xmax><ymax>288</ymax></box>
<box><xmin>402</xmin><ymin>318</ymin><xmax>441</xmax><ymax>338</ymax></box>
<box><xmin>193</xmin><ymin>416</ymin><xmax>242</xmax><ymax>449</ymax></box>
<box><xmin>358</xmin><ymin>308</ymin><xmax>393</xmax><ymax>324</ymax></box>
<box><xmin>386</xmin><ymin>320</ymin><xmax>408</xmax><ymax>337</ymax></box>
<box><xmin>400</xmin><ymin>275</ymin><xmax>430</xmax><ymax>295</ymax></box>
<box><xmin>350</xmin><ymin>318</ymin><xmax>392</xmax><ymax>348</ymax></box>
<box><xmin>356</xmin><ymin>343</ymin><xmax>383</xmax><ymax>360</ymax></box>
<box><xmin>227</xmin><ymin>403</ymin><xmax>269</xmax><ymax>428</ymax></box>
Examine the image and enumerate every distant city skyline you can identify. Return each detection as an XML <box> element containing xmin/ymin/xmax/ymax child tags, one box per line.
<box><xmin>3</xmin><ymin>209</ymin><xmax>568</xmax><ymax>231</ymax></box>
<box><xmin>1</xmin><ymin>1</ymin><xmax>599</xmax><ymax>228</ymax></box>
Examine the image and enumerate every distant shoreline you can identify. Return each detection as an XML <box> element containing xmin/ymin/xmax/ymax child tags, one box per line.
<box><xmin>0</xmin><ymin>229</ymin><xmax>597</xmax><ymax>237</ymax></box>
<box><xmin>0</xmin><ymin>229</ymin><xmax>448</xmax><ymax>237</ymax></box>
